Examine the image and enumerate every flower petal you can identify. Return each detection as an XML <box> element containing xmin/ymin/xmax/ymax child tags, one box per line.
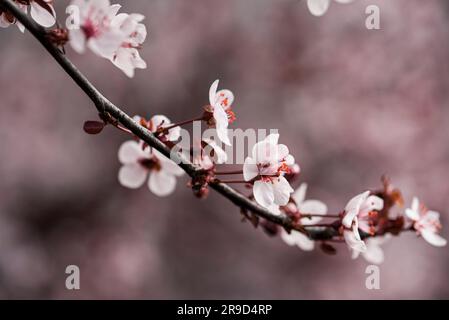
<box><xmin>292</xmin><ymin>183</ymin><xmax>307</xmax><ymax>206</ymax></box>
<box><xmin>148</xmin><ymin>170</ymin><xmax>177</xmax><ymax>197</ymax></box>
<box><xmin>421</xmin><ymin>229</ymin><xmax>447</xmax><ymax>247</ymax></box>
<box><xmin>243</xmin><ymin>157</ymin><xmax>259</xmax><ymax>181</ymax></box>
<box><xmin>363</xmin><ymin>240</ymin><xmax>385</xmax><ymax>264</ymax></box>
<box><xmin>307</xmin><ymin>0</ymin><xmax>331</xmax><ymax>16</ymax></box>
<box><xmin>213</xmin><ymin>105</ymin><xmax>231</xmax><ymax>146</ymax></box>
<box><xmin>342</xmin><ymin>191</ymin><xmax>369</xmax><ymax>228</ymax></box>
<box><xmin>209</xmin><ymin>79</ymin><xmax>219</xmax><ymax>106</ymax></box>
<box><xmin>272</xmin><ymin>176</ymin><xmax>294</xmax><ymax>206</ymax></box>
<box><xmin>300</xmin><ymin>200</ymin><xmax>328</xmax><ymax>225</ymax></box>
<box><xmin>30</xmin><ymin>2</ymin><xmax>55</xmax><ymax>28</ymax></box>
<box><xmin>253</xmin><ymin>180</ymin><xmax>275</xmax><ymax>208</ymax></box>
<box><xmin>118</xmin><ymin>163</ymin><xmax>147</xmax><ymax>189</ymax></box>
<box><xmin>118</xmin><ymin>140</ymin><xmax>147</xmax><ymax>164</ymax></box>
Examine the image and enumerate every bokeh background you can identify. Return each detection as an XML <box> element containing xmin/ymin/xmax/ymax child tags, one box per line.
<box><xmin>1</xmin><ymin>0</ymin><xmax>448</xmax><ymax>299</ymax></box>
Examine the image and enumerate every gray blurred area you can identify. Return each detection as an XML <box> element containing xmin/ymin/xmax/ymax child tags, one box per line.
<box><xmin>0</xmin><ymin>0</ymin><xmax>448</xmax><ymax>299</ymax></box>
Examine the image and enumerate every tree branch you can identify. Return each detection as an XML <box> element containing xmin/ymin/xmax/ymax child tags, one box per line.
<box><xmin>0</xmin><ymin>0</ymin><xmax>344</xmax><ymax>241</ymax></box>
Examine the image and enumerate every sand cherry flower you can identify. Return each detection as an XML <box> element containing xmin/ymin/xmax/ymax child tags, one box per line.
<box><xmin>352</xmin><ymin>235</ymin><xmax>390</xmax><ymax>264</ymax></box>
<box><xmin>281</xmin><ymin>184</ymin><xmax>328</xmax><ymax>251</ymax></box>
<box><xmin>133</xmin><ymin>115</ymin><xmax>180</xmax><ymax>143</ymax></box>
<box><xmin>405</xmin><ymin>197</ymin><xmax>447</xmax><ymax>247</ymax></box>
<box><xmin>342</xmin><ymin>191</ymin><xmax>384</xmax><ymax>253</ymax></box>
<box><xmin>29</xmin><ymin>0</ymin><xmax>56</xmax><ymax>27</ymax></box>
<box><xmin>243</xmin><ymin>134</ymin><xmax>295</xmax><ymax>208</ymax></box>
<box><xmin>307</xmin><ymin>0</ymin><xmax>355</xmax><ymax>17</ymax></box>
<box><xmin>109</xmin><ymin>12</ymin><xmax>147</xmax><ymax>77</ymax></box>
<box><xmin>118</xmin><ymin>140</ymin><xmax>184</xmax><ymax>197</ymax></box>
<box><xmin>205</xmin><ymin>79</ymin><xmax>235</xmax><ymax>146</ymax></box>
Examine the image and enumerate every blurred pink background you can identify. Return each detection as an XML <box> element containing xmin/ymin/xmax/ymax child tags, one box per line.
<box><xmin>0</xmin><ymin>0</ymin><xmax>448</xmax><ymax>299</ymax></box>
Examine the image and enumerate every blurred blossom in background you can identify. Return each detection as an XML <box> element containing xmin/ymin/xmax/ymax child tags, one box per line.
<box><xmin>0</xmin><ymin>0</ymin><xmax>448</xmax><ymax>299</ymax></box>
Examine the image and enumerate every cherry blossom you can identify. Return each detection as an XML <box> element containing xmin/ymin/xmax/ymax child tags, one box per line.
<box><xmin>205</xmin><ymin>80</ymin><xmax>235</xmax><ymax>146</ymax></box>
<box><xmin>307</xmin><ymin>0</ymin><xmax>355</xmax><ymax>17</ymax></box>
<box><xmin>118</xmin><ymin>140</ymin><xmax>184</xmax><ymax>196</ymax></box>
<box><xmin>69</xmin><ymin>0</ymin><xmax>147</xmax><ymax>77</ymax></box>
<box><xmin>134</xmin><ymin>115</ymin><xmax>180</xmax><ymax>143</ymax></box>
<box><xmin>0</xmin><ymin>0</ymin><xmax>55</xmax><ymax>32</ymax></box>
<box><xmin>342</xmin><ymin>191</ymin><xmax>384</xmax><ymax>253</ymax></box>
<box><xmin>243</xmin><ymin>134</ymin><xmax>295</xmax><ymax>208</ymax></box>
<box><xmin>281</xmin><ymin>183</ymin><xmax>328</xmax><ymax>251</ymax></box>
<box><xmin>352</xmin><ymin>235</ymin><xmax>390</xmax><ymax>264</ymax></box>
<box><xmin>405</xmin><ymin>197</ymin><xmax>447</xmax><ymax>247</ymax></box>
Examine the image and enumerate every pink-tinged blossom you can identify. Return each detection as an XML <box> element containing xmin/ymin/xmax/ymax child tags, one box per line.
<box><xmin>405</xmin><ymin>197</ymin><xmax>447</xmax><ymax>247</ymax></box>
<box><xmin>206</xmin><ymin>80</ymin><xmax>235</xmax><ymax>146</ymax></box>
<box><xmin>191</xmin><ymin>138</ymin><xmax>227</xmax><ymax>171</ymax></box>
<box><xmin>243</xmin><ymin>134</ymin><xmax>295</xmax><ymax>209</ymax></box>
<box><xmin>0</xmin><ymin>0</ymin><xmax>55</xmax><ymax>32</ymax></box>
<box><xmin>307</xmin><ymin>0</ymin><xmax>355</xmax><ymax>17</ymax></box>
<box><xmin>352</xmin><ymin>235</ymin><xmax>390</xmax><ymax>264</ymax></box>
<box><xmin>342</xmin><ymin>191</ymin><xmax>384</xmax><ymax>253</ymax></box>
<box><xmin>118</xmin><ymin>140</ymin><xmax>184</xmax><ymax>197</ymax></box>
<box><xmin>69</xmin><ymin>0</ymin><xmax>147</xmax><ymax>77</ymax></box>
<box><xmin>281</xmin><ymin>183</ymin><xmax>328</xmax><ymax>251</ymax></box>
<box><xmin>134</xmin><ymin>115</ymin><xmax>180</xmax><ymax>143</ymax></box>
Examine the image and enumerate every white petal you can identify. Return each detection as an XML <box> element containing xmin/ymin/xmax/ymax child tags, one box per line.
<box><xmin>272</xmin><ymin>176</ymin><xmax>294</xmax><ymax>206</ymax></box>
<box><xmin>405</xmin><ymin>197</ymin><xmax>421</xmax><ymax>221</ymax></box>
<box><xmin>277</xmin><ymin>144</ymin><xmax>290</xmax><ymax>161</ymax></box>
<box><xmin>299</xmin><ymin>200</ymin><xmax>328</xmax><ymax>225</ymax></box>
<box><xmin>295</xmin><ymin>232</ymin><xmax>315</xmax><ymax>251</ymax></box>
<box><xmin>363</xmin><ymin>241</ymin><xmax>385</xmax><ymax>264</ymax></box>
<box><xmin>344</xmin><ymin>225</ymin><xmax>367</xmax><ymax>253</ymax></box>
<box><xmin>203</xmin><ymin>138</ymin><xmax>228</xmax><ymax>164</ymax></box>
<box><xmin>360</xmin><ymin>195</ymin><xmax>384</xmax><ymax>214</ymax></box>
<box><xmin>253</xmin><ymin>181</ymin><xmax>275</xmax><ymax>208</ymax></box>
<box><xmin>118</xmin><ymin>140</ymin><xmax>146</xmax><ymax>164</ymax></box>
<box><xmin>292</xmin><ymin>183</ymin><xmax>307</xmax><ymax>206</ymax></box>
<box><xmin>421</xmin><ymin>229</ymin><xmax>447</xmax><ymax>247</ymax></box>
<box><xmin>265</xmin><ymin>133</ymin><xmax>280</xmax><ymax>145</ymax></box>
<box><xmin>209</xmin><ymin>80</ymin><xmax>219</xmax><ymax>106</ymax></box>
<box><xmin>213</xmin><ymin>104</ymin><xmax>231</xmax><ymax>145</ymax></box>
<box><xmin>69</xmin><ymin>29</ymin><xmax>87</xmax><ymax>53</ymax></box>
<box><xmin>267</xmin><ymin>204</ymin><xmax>282</xmax><ymax>216</ymax></box>
<box><xmin>281</xmin><ymin>230</ymin><xmax>315</xmax><ymax>251</ymax></box>
<box><xmin>148</xmin><ymin>171</ymin><xmax>177</xmax><ymax>197</ymax></box>
<box><xmin>335</xmin><ymin>0</ymin><xmax>354</xmax><ymax>3</ymax></box>
<box><xmin>342</xmin><ymin>191</ymin><xmax>370</xmax><ymax>228</ymax></box>
<box><xmin>243</xmin><ymin>157</ymin><xmax>259</xmax><ymax>181</ymax></box>
<box><xmin>30</xmin><ymin>2</ymin><xmax>55</xmax><ymax>27</ymax></box>
<box><xmin>118</xmin><ymin>164</ymin><xmax>147</xmax><ymax>189</ymax></box>
<box><xmin>307</xmin><ymin>0</ymin><xmax>331</xmax><ymax>16</ymax></box>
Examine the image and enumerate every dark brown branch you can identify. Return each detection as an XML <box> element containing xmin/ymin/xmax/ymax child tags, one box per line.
<box><xmin>0</xmin><ymin>0</ymin><xmax>345</xmax><ymax>241</ymax></box>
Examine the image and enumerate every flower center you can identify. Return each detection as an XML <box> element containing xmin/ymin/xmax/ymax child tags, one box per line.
<box><xmin>138</xmin><ymin>157</ymin><xmax>161</xmax><ymax>172</ymax></box>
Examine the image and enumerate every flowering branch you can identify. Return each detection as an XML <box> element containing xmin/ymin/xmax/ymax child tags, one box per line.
<box><xmin>0</xmin><ymin>0</ymin><xmax>302</xmax><ymax>233</ymax></box>
<box><xmin>1</xmin><ymin>0</ymin><xmax>446</xmax><ymax>264</ymax></box>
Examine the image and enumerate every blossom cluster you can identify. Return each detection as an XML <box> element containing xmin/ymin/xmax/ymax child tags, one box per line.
<box><xmin>114</xmin><ymin>79</ymin><xmax>446</xmax><ymax>265</ymax></box>
<box><xmin>0</xmin><ymin>0</ymin><xmax>55</xmax><ymax>31</ymax></box>
<box><xmin>2</xmin><ymin>0</ymin><xmax>446</xmax><ymax>264</ymax></box>
<box><xmin>1</xmin><ymin>0</ymin><xmax>147</xmax><ymax>77</ymax></box>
